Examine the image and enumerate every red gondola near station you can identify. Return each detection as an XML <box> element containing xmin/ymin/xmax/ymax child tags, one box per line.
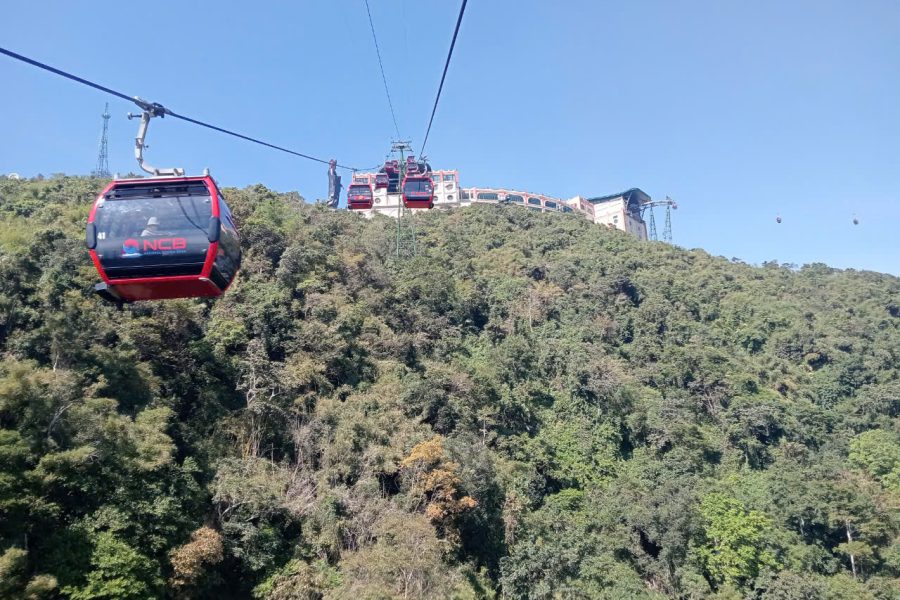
<box><xmin>347</xmin><ymin>177</ymin><xmax>375</xmax><ymax>210</ymax></box>
<box><xmin>401</xmin><ymin>156</ymin><xmax>434</xmax><ymax>209</ymax></box>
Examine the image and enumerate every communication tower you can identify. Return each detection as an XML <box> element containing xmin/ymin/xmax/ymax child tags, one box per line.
<box><xmin>92</xmin><ymin>103</ymin><xmax>111</xmax><ymax>178</ymax></box>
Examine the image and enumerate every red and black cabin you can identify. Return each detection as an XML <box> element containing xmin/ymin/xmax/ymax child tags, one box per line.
<box><xmin>347</xmin><ymin>180</ymin><xmax>374</xmax><ymax>210</ymax></box>
<box><xmin>374</xmin><ymin>172</ymin><xmax>389</xmax><ymax>189</ymax></box>
<box><xmin>401</xmin><ymin>174</ymin><xmax>434</xmax><ymax>209</ymax></box>
<box><xmin>384</xmin><ymin>161</ymin><xmax>401</xmax><ymax>193</ymax></box>
<box><xmin>85</xmin><ymin>176</ymin><xmax>241</xmax><ymax>302</ymax></box>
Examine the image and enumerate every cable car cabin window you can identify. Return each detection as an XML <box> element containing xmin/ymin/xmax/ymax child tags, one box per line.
<box><xmin>527</xmin><ymin>197</ymin><xmax>541</xmax><ymax>206</ymax></box>
<box><xmin>404</xmin><ymin>179</ymin><xmax>433</xmax><ymax>194</ymax></box>
<box><xmin>348</xmin><ymin>186</ymin><xmax>373</xmax><ymax>197</ymax></box>
<box><xmin>387</xmin><ymin>173</ymin><xmax>401</xmax><ymax>194</ymax></box>
<box><xmin>402</xmin><ymin>177</ymin><xmax>433</xmax><ymax>208</ymax></box>
<box><xmin>212</xmin><ymin>194</ymin><xmax>242</xmax><ymax>290</ymax></box>
<box><xmin>477</xmin><ymin>192</ymin><xmax>499</xmax><ymax>201</ymax></box>
<box><xmin>544</xmin><ymin>201</ymin><xmax>557</xmax><ymax>210</ymax></box>
<box><xmin>93</xmin><ymin>185</ymin><xmax>213</xmax><ymax>280</ymax></box>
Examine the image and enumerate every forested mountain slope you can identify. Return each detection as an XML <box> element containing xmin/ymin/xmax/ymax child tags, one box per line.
<box><xmin>0</xmin><ymin>176</ymin><xmax>898</xmax><ymax>599</ymax></box>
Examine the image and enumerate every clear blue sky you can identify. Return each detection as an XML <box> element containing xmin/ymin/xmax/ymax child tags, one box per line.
<box><xmin>2</xmin><ymin>1</ymin><xmax>899</xmax><ymax>275</ymax></box>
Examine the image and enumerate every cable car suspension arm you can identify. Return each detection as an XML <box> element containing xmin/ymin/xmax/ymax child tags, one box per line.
<box><xmin>128</xmin><ymin>99</ymin><xmax>184</xmax><ymax>177</ymax></box>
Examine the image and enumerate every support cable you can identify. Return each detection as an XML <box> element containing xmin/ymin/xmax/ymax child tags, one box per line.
<box><xmin>419</xmin><ymin>0</ymin><xmax>468</xmax><ymax>156</ymax></box>
<box><xmin>363</xmin><ymin>0</ymin><xmax>402</xmax><ymax>140</ymax></box>
<box><xmin>0</xmin><ymin>46</ymin><xmax>370</xmax><ymax>172</ymax></box>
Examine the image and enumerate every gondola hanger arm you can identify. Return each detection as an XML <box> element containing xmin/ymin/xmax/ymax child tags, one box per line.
<box><xmin>127</xmin><ymin>99</ymin><xmax>184</xmax><ymax>177</ymax></box>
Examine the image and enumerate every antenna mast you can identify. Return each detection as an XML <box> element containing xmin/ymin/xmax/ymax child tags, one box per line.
<box><xmin>92</xmin><ymin>102</ymin><xmax>111</xmax><ymax>178</ymax></box>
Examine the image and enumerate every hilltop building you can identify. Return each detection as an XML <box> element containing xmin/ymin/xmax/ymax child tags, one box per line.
<box><xmin>349</xmin><ymin>168</ymin><xmax>653</xmax><ymax>241</ymax></box>
<box><xmin>583</xmin><ymin>188</ymin><xmax>650</xmax><ymax>241</ymax></box>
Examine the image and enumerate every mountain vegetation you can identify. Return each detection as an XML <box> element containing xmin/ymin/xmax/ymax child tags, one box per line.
<box><xmin>0</xmin><ymin>175</ymin><xmax>898</xmax><ymax>599</ymax></box>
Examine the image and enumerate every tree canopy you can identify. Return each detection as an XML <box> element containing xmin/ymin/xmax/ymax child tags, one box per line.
<box><xmin>0</xmin><ymin>174</ymin><xmax>897</xmax><ymax>599</ymax></box>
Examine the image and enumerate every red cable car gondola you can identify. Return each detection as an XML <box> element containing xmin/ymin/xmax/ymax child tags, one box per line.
<box><xmin>86</xmin><ymin>175</ymin><xmax>241</xmax><ymax>303</ymax></box>
<box><xmin>383</xmin><ymin>160</ymin><xmax>400</xmax><ymax>193</ymax></box>
<box><xmin>85</xmin><ymin>106</ymin><xmax>241</xmax><ymax>303</ymax></box>
<box><xmin>374</xmin><ymin>172</ymin><xmax>389</xmax><ymax>189</ymax></box>
<box><xmin>347</xmin><ymin>179</ymin><xmax>374</xmax><ymax>210</ymax></box>
<box><xmin>402</xmin><ymin>174</ymin><xmax>434</xmax><ymax>209</ymax></box>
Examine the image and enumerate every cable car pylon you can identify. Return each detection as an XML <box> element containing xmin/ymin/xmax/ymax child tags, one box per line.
<box><xmin>663</xmin><ymin>203</ymin><xmax>673</xmax><ymax>242</ymax></box>
<box><xmin>391</xmin><ymin>141</ymin><xmax>418</xmax><ymax>260</ymax></box>
<box><xmin>641</xmin><ymin>196</ymin><xmax>677</xmax><ymax>242</ymax></box>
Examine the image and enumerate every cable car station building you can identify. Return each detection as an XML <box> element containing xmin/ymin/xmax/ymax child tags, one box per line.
<box><xmin>350</xmin><ymin>168</ymin><xmax>652</xmax><ymax>241</ymax></box>
<box><xmin>581</xmin><ymin>188</ymin><xmax>650</xmax><ymax>241</ymax></box>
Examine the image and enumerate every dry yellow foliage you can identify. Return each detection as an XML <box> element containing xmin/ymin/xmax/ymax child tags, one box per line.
<box><xmin>169</xmin><ymin>527</ymin><xmax>224</xmax><ymax>594</ymax></box>
<box><xmin>400</xmin><ymin>437</ymin><xmax>477</xmax><ymax>533</ymax></box>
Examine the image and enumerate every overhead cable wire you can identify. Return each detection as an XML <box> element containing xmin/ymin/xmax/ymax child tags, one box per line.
<box><xmin>363</xmin><ymin>0</ymin><xmax>402</xmax><ymax>140</ymax></box>
<box><xmin>164</xmin><ymin>110</ymin><xmax>359</xmax><ymax>170</ymax></box>
<box><xmin>419</xmin><ymin>0</ymin><xmax>468</xmax><ymax>156</ymax></box>
<box><xmin>0</xmin><ymin>46</ymin><xmax>368</xmax><ymax>172</ymax></box>
<box><xmin>0</xmin><ymin>47</ymin><xmax>135</xmax><ymax>104</ymax></box>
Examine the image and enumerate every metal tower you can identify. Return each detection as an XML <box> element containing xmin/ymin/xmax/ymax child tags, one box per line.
<box><xmin>663</xmin><ymin>205</ymin><xmax>673</xmax><ymax>242</ymax></box>
<box><xmin>640</xmin><ymin>196</ymin><xmax>677</xmax><ymax>243</ymax></box>
<box><xmin>92</xmin><ymin>103</ymin><xmax>111</xmax><ymax>178</ymax></box>
<box><xmin>391</xmin><ymin>140</ymin><xmax>418</xmax><ymax>260</ymax></box>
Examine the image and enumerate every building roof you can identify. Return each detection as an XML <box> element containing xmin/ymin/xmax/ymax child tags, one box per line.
<box><xmin>585</xmin><ymin>188</ymin><xmax>649</xmax><ymax>220</ymax></box>
<box><xmin>584</xmin><ymin>188</ymin><xmax>650</xmax><ymax>205</ymax></box>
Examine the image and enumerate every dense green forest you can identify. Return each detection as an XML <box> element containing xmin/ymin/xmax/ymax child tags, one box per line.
<box><xmin>0</xmin><ymin>175</ymin><xmax>897</xmax><ymax>599</ymax></box>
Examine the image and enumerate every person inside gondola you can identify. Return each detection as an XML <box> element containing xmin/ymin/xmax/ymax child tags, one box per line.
<box><xmin>141</xmin><ymin>216</ymin><xmax>161</xmax><ymax>237</ymax></box>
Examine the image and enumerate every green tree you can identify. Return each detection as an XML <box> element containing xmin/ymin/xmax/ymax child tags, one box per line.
<box><xmin>695</xmin><ymin>493</ymin><xmax>780</xmax><ymax>588</ymax></box>
<box><xmin>64</xmin><ymin>532</ymin><xmax>163</xmax><ymax>600</ymax></box>
<box><xmin>0</xmin><ymin>176</ymin><xmax>898</xmax><ymax>597</ymax></box>
<box><xmin>849</xmin><ymin>430</ymin><xmax>900</xmax><ymax>491</ymax></box>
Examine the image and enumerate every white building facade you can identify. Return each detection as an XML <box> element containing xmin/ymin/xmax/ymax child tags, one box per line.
<box><xmin>582</xmin><ymin>189</ymin><xmax>650</xmax><ymax>241</ymax></box>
